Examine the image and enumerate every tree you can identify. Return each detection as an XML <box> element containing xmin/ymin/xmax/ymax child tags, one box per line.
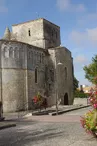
<box><xmin>83</xmin><ymin>55</ymin><xmax>97</xmax><ymax>85</ymax></box>
<box><xmin>73</xmin><ymin>76</ymin><xmax>79</xmax><ymax>91</ymax></box>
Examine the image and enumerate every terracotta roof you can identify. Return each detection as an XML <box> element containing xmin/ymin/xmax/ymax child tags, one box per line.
<box><xmin>83</xmin><ymin>86</ymin><xmax>95</xmax><ymax>91</ymax></box>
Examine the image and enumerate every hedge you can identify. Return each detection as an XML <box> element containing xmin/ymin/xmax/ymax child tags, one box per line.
<box><xmin>74</xmin><ymin>91</ymin><xmax>89</xmax><ymax>98</ymax></box>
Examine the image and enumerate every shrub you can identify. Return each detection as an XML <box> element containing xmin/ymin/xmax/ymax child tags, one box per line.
<box><xmin>80</xmin><ymin>84</ymin><xmax>97</xmax><ymax>137</ymax></box>
<box><xmin>32</xmin><ymin>92</ymin><xmax>47</xmax><ymax>110</ymax></box>
<box><xmin>80</xmin><ymin>110</ymin><xmax>97</xmax><ymax>134</ymax></box>
<box><xmin>74</xmin><ymin>90</ymin><xmax>89</xmax><ymax>98</ymax></box>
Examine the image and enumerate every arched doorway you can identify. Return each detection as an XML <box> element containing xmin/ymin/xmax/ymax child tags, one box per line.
<box><xmin>64</xmin><ymin>93</ymin><xmax>68</xmax><ymax>105</ymax></box>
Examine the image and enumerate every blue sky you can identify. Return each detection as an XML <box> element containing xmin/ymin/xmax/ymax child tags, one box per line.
<box><xmin>0</xmin><ymin>0</ymin><xmax>97</xmax><ymax>86</ymax></box>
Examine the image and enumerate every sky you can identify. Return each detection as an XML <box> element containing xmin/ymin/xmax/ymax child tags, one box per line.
<box><xmin>0</xmin><ymin>0</ymin><xmax>97</xmax><ymax>86</ymax></box>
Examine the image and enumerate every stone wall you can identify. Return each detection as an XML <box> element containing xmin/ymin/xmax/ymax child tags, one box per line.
<box><xmin>0</xmin><ymin>18</ymin><xmax>74</xmax><ymax>111</ymax></box>
<box><xmin>27</xmin><ymin>68</ymin><xmax>45</xmax><ymax>109</ymax></box>
<box><xmin>12</xmin><ymin>19</ymin><xmax>45</xmax><ymax>48</ymax></box>
<box><xmin>0</xmin><ymin>69</ymin><xmax>2</xmax><ymax>102</ymax></box>
<box><xmin>46</xmin><ymin>49</ymin><xmax>56</xmax><ymax>106</ymax></box>
<box><xmin>0</xmin><ymin>40</ymin><xmax>45</xmax><ymax>70</ymax></box>
<box><xmin>0</xmin><ymin>40</ymin><xmax>46</xmax><ymax>112</ymax></box>
<box><xmin>43</xmin><ymin>19</ymin><xmax>60</xmax><ymax>48</ymax></box>
<box><xmin>74</xmin><ymin>98</ymin><xmax>88</xmax><ymax>106</ymax></box>
<box><xmin>48</xmin><ymin>47</ymin><xmax>74</xmax><ymax>106</ymax></box>
<box><xmin>56</xmin><ymin>47</ymin><xmax>74</xmax><ymax>105</ymax></box>
<box><xmin>12</xmin><ymin>18</ymin><xmax>61</xmax><ymax>49</ymax></box>
<box><xmin>2</xmin><ymin>69</ymin><xmax>26</xmax><ymax>112</ymax></box>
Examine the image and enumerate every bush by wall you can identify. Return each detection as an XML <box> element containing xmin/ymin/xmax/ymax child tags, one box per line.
<box><xmin>74</xmin><ymin>90</ymin><xmax>89</xmax><ymax>98</ymax></box>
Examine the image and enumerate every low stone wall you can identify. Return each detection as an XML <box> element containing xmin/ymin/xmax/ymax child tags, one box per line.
<box><xmin>73</xmin><ymin>98</ymin><xmax>89</xmax><ymax>106</ymax></box>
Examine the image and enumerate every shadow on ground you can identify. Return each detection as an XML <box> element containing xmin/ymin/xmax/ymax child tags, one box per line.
<box><xmin>14</xmin><ymin>127</ymin><xmax>65</xmax><ymax>146</ymax></box>
<box><xmin>0</xmin><ymin>126</ymin><xmax>66</xmax><ymax>146</ymax></box>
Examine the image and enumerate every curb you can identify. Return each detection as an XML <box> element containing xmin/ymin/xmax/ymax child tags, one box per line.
<box><xmin>49</xmin><ymin>105</ymin><xmax>91</xmax><ymax>116</ymax></box>
<box><xmin>0</xmin><ymin>123</ymin><xmax>16</xmax><ymax>130</ymax></box>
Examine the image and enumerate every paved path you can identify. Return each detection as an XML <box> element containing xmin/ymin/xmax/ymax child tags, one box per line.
<box><xmin>24</xmin><ymin>106</ymin><xmax>92</xmax><ymax>123</ymax></box>
<box><xmin>25</xmin><ymin>115</ymin><xmax>80</xmax><ymax>122</ymax></box>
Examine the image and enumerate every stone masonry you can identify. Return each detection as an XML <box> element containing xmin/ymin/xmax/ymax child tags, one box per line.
<box><xmin>0</xmin><ymin>18</ymin><xmax>74</xmax><ymax>112</ymax></box>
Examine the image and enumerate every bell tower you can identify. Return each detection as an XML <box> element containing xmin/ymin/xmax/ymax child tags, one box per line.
<box><xmin>12</xmin><ymin>18</ymin><xmax>61</xmax><ymax>49</ymax></box>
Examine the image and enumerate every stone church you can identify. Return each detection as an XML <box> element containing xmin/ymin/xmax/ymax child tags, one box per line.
<box><xmin>0</xmin><ymin>18</ymin><xmax>74</xmax><ymax>112</ymax></box>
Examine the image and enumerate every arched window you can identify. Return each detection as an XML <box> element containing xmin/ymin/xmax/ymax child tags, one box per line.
<box><xmin>37</xmin><ymin>52</ymin><xmax>38</xmax><ymax>63</ymax></box>
<box><xmin>4</xmin><ymin>47</ymin><xmax>9</xmax><ymax>58</ymax></box>
<box><xmin>9</xmin><ymin>47</ymin><xmax>13</xmax><ymax>58</ymax></box>
<box><xmin>20</xmin><ymin>48</ymin><xmax>24</xmax><ymax>59</ymax></box>
<box><xmin>35</xmin><ymin>68</ymin><xmax>38</xmax><ymax>83</ymax></box>
<box><xmin>56</xmin><ymin>32</ymin><xmax>57</xmax><ymax>38</ymax></box>
<box><xmin>28</xmin><ymin>29</ymin><xmax>31</xmax><ymax>36</ymax></box>
<box><xmin>33</xmin><ymin>51</ymin><xmax>35</xmax><ymax>64</ymax></box>
<box><xmin>35</xmin><ymin>52</ymin><xmax>37</xmax><ymax>64</ymax></box>
<box><xmin>52</xmin><ymin>31</ymin><xmax>53</xmax><ymax>37</ymax></box>
<box><xmin>40</xmin><ymin>54</ymin><xmax>41</xmax><ymax>63</ymax></box>
<box><xmin>32</xmin><ymin>52</ymin><xmax>33</xmax><ymax>64</ymax></box>
<box><xmin>28</xmin><ymin>51</ymin><xmax>31</xmax><ymax>59</ymax></box>
<box><xmin>42</xmin><ymin>53</ymin><xmax>44</xmax><ymax>63</ymax></box>
<box><xmin>50</xmin><ymin>69</ymin><xmax>54</xmax><ymax>82</ymax></box>
<box><xmin>14</xmin><ymin>47</ymin><xmax>19</xmax><ymax>58</ymax></box>
<box><xmin>30</xmin><ymin>51</ymin><xmax>32</xmax><ymax>59</ymax></box>
<box><xmin>65</xmin><ymin>67</ymin><xmax>67</xmax><ymax>79</ymax></box>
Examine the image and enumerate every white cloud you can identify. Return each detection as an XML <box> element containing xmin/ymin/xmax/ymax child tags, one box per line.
<box><xmin>69</xmin><ymin>31</ymin><xmax>87</xmax><ymax>45</ymax></box>
<box><xmin>69</xmin><ymin>27</ymin><xmax>97</xmax><ymax>47</ymax></box>
<box><xmin>87</xmin><ymin>28</ymin><xmax>97</xmax><ymax>43</ymax></box>
<box><xmin>74</xmin><ymin>55</ymin><xmax>87</xmax><ymax>64</ymax></box>
<box><xmin>57</xmin><ymin>0</ymin><xmax>70</xmax><ymax>11</ymax></box>
<box><xmin>78</xmin><ymin>12</ymin><xmax>97</xmax><ymax>26</ymax></box>
<box><xmin>56</xmin><ymin>0</ymin><xmax>86</xmax><ymax>12</ymax></box>
<box><xmin>0</xmin><ymin>0</ymin><xmax>8</xmax><ymax>13</ymax></box>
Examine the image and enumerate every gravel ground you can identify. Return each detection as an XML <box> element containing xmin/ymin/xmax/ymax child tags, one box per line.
<box><xmin>0</xmin><ymin>121</ymin><xmax>96</xmax><ymax>146</ymax></box>
<box><xmin>0</xmin><ymin>107</ymin><xmax>96</xmax><ymax>146</ymax></box>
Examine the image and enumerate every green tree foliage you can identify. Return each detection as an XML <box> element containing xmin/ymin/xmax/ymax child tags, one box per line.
<box><xmin>73</xmin><ymin>76</ymin><xmax>79</xmax><ymax>91</ymax></box>
<box><xmin>83</xmin><ymin>55</ymin><xmax>97</xmax><ymax>85</ymax></box>
<box><xmin>73</xmin><ymin>77</ymin><xmax>88</xmax><ymax>98</ymax></box>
